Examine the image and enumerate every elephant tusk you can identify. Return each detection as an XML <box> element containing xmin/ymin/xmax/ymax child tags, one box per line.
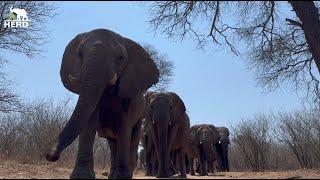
<box><xmin>110</xmin><ymin>73</ymin><xmax>118</xmax><ymax>85</ymax></box>
<box><xmin>200</xmin><ymin>141</ymin><xmax>203</xmax><ymax>144</ymax></box>
<box><xmin>68</xmin><ymin>74</ymin><xmax>80</xmax><ymax>83</ymax></box>
<box><xmin>219</xmin><ymin>140</ymin><xmax>221</xmax><ymax>144</ymax></box>
<box><xmin>169</xmin><ymin>121</ymin><xmax>172</xmax><ymax>126</ymax></box>
<box><xmin>152</xmin><ymin>120</ymin><xmax>155</xmax><ymax>124</ymax></box>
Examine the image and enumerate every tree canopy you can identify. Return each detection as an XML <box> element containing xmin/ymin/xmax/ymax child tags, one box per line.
<box><xmin>145</xmin><ymin>1</ymin><xmax>320</xmax><ymax>102</ymax></box>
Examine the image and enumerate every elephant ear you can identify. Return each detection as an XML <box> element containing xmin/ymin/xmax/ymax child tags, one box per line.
<box><xmin>167</xmin><ymin>92</ymin><xmax>186</xmax><ymax>123</ymax></box>
<box><xmin>60</xmin><ymin>33</ymin><xmax>87</xmax><ymax>94</ymax></box>
<box><xmin>119</xmin><ymin>38</ymin><xmax>159</xmax><ymax>98</ymax></box>
<box><xmin>143</xmin><ymin>92</ymin><xmax>157</xmax><ymax>124</ymax></box>
<box><xmin>144</xmin><ymin>91</ymin><xmax>157</xmax><ymax>106</ymax></box>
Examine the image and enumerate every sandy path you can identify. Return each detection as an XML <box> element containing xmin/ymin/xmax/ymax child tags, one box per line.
<box><xmin>0</xmin><ymin>160</ymin><xmax>319</xmax><ymax>179</ymax></box>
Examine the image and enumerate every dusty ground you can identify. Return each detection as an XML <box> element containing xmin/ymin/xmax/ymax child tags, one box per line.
<box><xmin>0</xmin><ymin>160</ymin><xmax>319</xmax><ymax>179</ymax></box>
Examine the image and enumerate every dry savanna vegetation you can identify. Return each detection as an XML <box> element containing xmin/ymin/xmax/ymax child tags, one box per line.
<box><xmin>0</xmin><ymin>98</ymin><xmax>319</xmax><ymax>179</ymax></box>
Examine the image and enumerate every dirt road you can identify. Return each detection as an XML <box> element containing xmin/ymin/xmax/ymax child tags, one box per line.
<box><xmin>0</xmin><ymin>160</ymin><xmax>319</xmax><ymax>179</ymax></box>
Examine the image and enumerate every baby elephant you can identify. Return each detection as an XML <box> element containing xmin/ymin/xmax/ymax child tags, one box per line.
<box><xmin>144</xmin><ymin>92</ymin><xmax>190</xmax><ymax>178</ymax></box>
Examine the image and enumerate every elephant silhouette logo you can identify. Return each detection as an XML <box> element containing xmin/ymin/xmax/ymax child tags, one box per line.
<box><xmin>9</xmin><ymin>6</ymin><xmax>28</xmax><ymax>21</ymax></box>
<box><xmin>3</xmin><ymin>6</ymin><xmax>30</xmax><ymax>28</ymax></box>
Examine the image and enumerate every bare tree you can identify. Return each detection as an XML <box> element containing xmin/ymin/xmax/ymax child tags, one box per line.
<box><xmin>0</xmin><ymin>1</ymin><xmax>57</xmax><ymax>58</ymax></box>
<box><xmin>145</xmin><ymin>1</ymin><xmax>320</xmax><ymax>101</ymax></box>
<box><xmin>142</xmin><ymin>43</ymin><xmax>174</xmax><ymax>92</ymax></box>
<box><xmin>0</xmin><ymin>72</ymin><xmax>21</xmax><ymax>113</ymax></box>
<box><xmin>232</xmin><ymin>114</ymin><xmax>272</xmax><ymax>171</ymax></box>
<box><xmin>275</xmin><ymin>108</ymin><xmax>320</xmax><ymax>168</ymax></box>
<box><xmin>0</xmin><ymin>1</ymin><xmax>57</xmax><ymax>113</ymax></box>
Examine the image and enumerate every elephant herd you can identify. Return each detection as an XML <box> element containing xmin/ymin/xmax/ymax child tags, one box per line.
<box><xmin>44</xmin><ymin>28</ymin><xmax>229</xmax><ymax>179</ymax></box>
<box><xmin>140</xmin><ymin>117</ymin><xmax>230</xmax><ymax>178</ymax></box>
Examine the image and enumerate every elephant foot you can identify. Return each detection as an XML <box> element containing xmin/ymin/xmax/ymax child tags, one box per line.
<box><xmin>156</xmin><ymin>169</ymin><xmax>172</xmax><ymax>178</ymax></box>
<box><xmin>145</xmin><ymin>166</ymin><xmax>153</xmax><ymax>176</ymax></box>
<box><xmin>190</xmin><ymin>171</ymin><xmax>195</xmax><ymax>175</ymax></box>
<box><xmin>152</xmin><ymin>169</ymin><xmax>158</xmax><ymax>176</ymax></box>
<box><xmin>199</xmin><ymin>171</ymin><xmax>208</xmax><ymax>176</ymax></box>
<box><xmin>112</xmin><ymin>166</ymin><xmax>132</xmax><ymax>179</ymax></box>
<box><xmin>178</xmin><ymin>174</ymin><xmax>187</xmax><ymax>179</ymax></box>
<box><xmin>70</xmin><ymin>167</ymin><xmax>95</xmax><ymax>179</ymax></box>
<box><xmin>45</xmin><ymin>145</ymin><xmax>60</xmax><ymax>162</ymax></box>
<box><xmin>107</xmin><ymin>167</ymin><xmax>115</xmax><ymax>179</ymax></box>
<box><xmin>145</xmin><ymin>171</ymin><xmax>152</xmax><ymax>176</ymax></box>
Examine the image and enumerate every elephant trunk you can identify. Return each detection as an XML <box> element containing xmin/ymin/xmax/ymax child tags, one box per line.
<box><xmin>156</xmin><ymin>122</ymin><xmax>170</xmax><ymax>177</ymax></box>
<box><xmin>46</xmin><ymin>42</ymin><xmax>116</xmax><ymax>162</ymax></box>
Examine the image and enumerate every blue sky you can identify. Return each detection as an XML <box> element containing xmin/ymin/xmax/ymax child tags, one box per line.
<box><xmin>5</xmin><ymin>2</ymin><xmax>305</xmax><ymax>128</ymax></box>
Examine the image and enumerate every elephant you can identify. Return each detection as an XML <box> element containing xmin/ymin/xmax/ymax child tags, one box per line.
<box><xmin>144</xmin><ymin>92</ymin><xmax>190</xmax><ymax>178</ymax></box>
<box><xmin>140</xmin><ymin>116</ymin><xmax>175</xmax><ymax>177</ymax></box>
<box><xmin>45</xmin><ymin>28</ymin><xmax>159</xmax><ymax>179</ymax></box>
<box><xmin>216</xmin><ymin>127</ymin><xmax>230</xmax><ymax>172</ymax></box>
<box><xmin>187</xmin><ymin>124</ymin><xmax>220</xmax><ymax>176</ymax></box>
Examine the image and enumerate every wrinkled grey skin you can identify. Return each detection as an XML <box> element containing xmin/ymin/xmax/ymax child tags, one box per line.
<box><xmin>145</xmin><ymin>92</ymin><xmax>190</xmax><ymax>178</ymax></box>
<box><xmin>187</xmin><ymin>124</ymin><xmax>220</xmax><ymax>176</ymax></box>
<box><xmin>216</xmin><ymin>127</ymin><xmax>230</xmax><ymax>172</ymax></box>
<box><xmin>45</xmin><ymin>29</ymin><xmax>159</xmax><ymax>179</ymax></box>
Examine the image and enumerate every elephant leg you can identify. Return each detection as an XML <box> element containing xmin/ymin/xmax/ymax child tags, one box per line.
<box><xmin>113</xmin><ymin>114</ymin><xmax>133</xmax><ymax>179</ymax></box>
<box><xmin>145</xmin><ymin>144</ymin><xmax>153</xmax><ymax>176</ymax></box>
<box><xmin>107</xmin><ymin>138</ymin><xmax>117</xmax><ymax>179</ymax></box>
<box><xmin>70</xmin><ymin>108</ymin><xmax>98</xmax><ymax>179</ymax></box>
<box><xmin>177</xmin><ymin>149</ymin><xmax>187</xmax><ymax>178</ymax></box>
<box><xmin>185</xmin><ymin>155</ymin><xmax>189</xmax><ymax>174</ymax></box>
<box><xmin>190</xmin><ymin>158</ymin><xmax>195</xmax><ymax>175</ymax></box>
<box><xmin>130</xmin><ymin>120</ymin><xmax>142</xmax><ymax>174</ymax></box>
<box><xmin>207</xmin><ymin>159</ymin><xmax>214</xmax><ymax>174</ymax></box>
<box><xmin>196</xmin><ymin>161</ymin><xmax>199</xmax><ymax>174</ymax></box>
<box><xmin>151</xmin><ymin>152</ymin><xmax>158</xmax><ymax>176</ymax></box>
<box><xmin>178</xmin><ymin>149</ymin><xmax>187</xmax><ymax>178</ymax></box>
<box><xmin>174</xmin><ymin>151</ymin><xmax>179</xmax><ymax>174</ymax></box>
<box><xmin>169</xmin><ymin>152</ymin><xmax>176</xmax><ymax>176</ymax></box>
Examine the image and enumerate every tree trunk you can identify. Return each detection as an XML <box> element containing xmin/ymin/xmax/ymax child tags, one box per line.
<box><xmin>289</xmin><ymin>1</ymin><xmax>320</xmax><ymax>74</ymax></box>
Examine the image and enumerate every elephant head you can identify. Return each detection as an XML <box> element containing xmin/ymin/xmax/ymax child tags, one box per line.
<box><xmin>145</xmin><ymin>92</ymin><xmax>186</xmax><ymax>177</ymax></box>
<box><xmin>46</xmin><ymin>29</ymin><xmax>159</xmax><ymax>162</ymax></box>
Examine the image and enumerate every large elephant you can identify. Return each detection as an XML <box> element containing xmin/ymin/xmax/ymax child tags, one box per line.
<box><xmin>45</xmin><ymin>29</ymin><xmax>159</xmax><ymax>179</ymax></box>
<box><xmin>188</xmin><ymin>124</ymin><xmax>220</xmax><ymax>176</ymax></box>
<box><xmin>144</xmin><ymin>92</ymin><xmax>190</xmax><ymax>178</ymax></box>
<box><xmin>216</xmin><ymin>127</ymin><xmax>230</xmax><ymax>172</ymax></box>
